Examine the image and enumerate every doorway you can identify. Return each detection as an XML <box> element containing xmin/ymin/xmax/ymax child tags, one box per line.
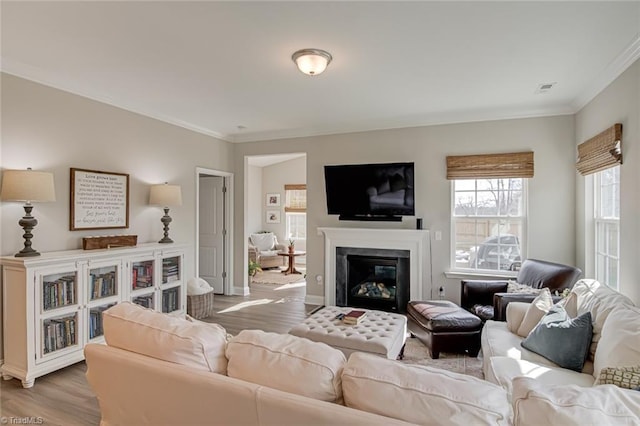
<box><xmin>196</xmin><ymin>167</ymin><xmax>233</xmax><ymax>295</ymax></box>
<box><xmin>245</xmin><ymin>153</ymin><xmax>306</xmax><ymax>291</ymax></box>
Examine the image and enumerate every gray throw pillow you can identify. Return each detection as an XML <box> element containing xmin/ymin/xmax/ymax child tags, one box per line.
<box><xmin>521</xmin><ymin>305</ymin><xmax>592</xmax><ymax>372</ymax></box>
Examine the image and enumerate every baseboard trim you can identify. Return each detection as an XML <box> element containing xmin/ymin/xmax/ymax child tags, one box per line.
<box><xmin>234</xmin><ymin>285</ymin><xmax>250</xmax><ymax>296</ymax></box>
<box><xmin>305</xmin><ymin>294</ymin><xmax>324</xmax><ymax>306</ymax></box>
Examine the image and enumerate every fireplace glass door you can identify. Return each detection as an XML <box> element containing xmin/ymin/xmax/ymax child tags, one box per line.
<box><xmin>347</xmin><ymin>255</ymin><xmax>406</xmax><ymax>312</ymax></box>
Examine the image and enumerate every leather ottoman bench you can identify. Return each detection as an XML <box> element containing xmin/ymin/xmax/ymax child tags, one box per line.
<box><xmin>406</xmin><ymin>300</ymin><xmax>482</xmax><ymax>359</ymax></box>
<box><xmin>289</xmin><ymin>306</ymin><xmax>407</xmax><ymax>359</ymax></box>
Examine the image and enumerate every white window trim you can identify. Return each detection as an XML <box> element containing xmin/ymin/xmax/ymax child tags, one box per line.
<box><xmin>449</xmin><ymin>179</ymin><xmax>528</xmax><ymax>274</ymax></box>
<box><xmin>593</xmin><ymin>167</ymin><xmax>620</xmax><ymax>289</ymax></box>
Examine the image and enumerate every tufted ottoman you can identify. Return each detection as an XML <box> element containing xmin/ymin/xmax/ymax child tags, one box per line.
<box><xmin>406</xmin><ymin>300</ymin><xmax>482</xmax><ymax>359</ymax></box>
<box><xmin>289</xmin><ymin>306</ymin><xmax>407</xmax><ymax>359</ymax></box>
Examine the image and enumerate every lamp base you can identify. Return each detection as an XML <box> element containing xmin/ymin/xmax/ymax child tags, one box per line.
<box><xmin>15</xmin><ymin>248</ymin><xmax>40</xmax><ymax>257</ymax></box>
<box><xmin>15</xmin><ymin>204</ymin><xmax>41</xmax><ymax>257</ymax></box>
<box><xmin>158</xmin><ymin>207</ymin><xmax>174</xmax><ymax>244</ymax></box>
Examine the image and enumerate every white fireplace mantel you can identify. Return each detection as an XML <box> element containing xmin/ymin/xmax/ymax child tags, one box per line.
<box><xmin>318</xmin><ymin>227</ymin><xmax>432</xmax><ymax>306</ymax></box>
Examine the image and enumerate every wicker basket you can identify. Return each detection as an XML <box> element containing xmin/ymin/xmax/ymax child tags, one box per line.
<box><xmin>187</xmin><ymin>291</ymin><xmax>215</xmax><ymax>319</ymax></box>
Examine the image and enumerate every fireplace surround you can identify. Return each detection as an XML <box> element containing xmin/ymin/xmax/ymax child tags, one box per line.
<box><xmin>318</xmin><ymin>227</ymin><xmax>432</xmax><ymax>308</ymax></box>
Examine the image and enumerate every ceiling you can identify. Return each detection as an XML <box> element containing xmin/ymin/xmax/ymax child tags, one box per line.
<box><xmin>2</xmin><ymin>1</ymin><xmax>639</xmax><ymax>143</ymax></box>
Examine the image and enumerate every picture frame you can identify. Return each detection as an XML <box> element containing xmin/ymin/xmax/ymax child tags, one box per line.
<box><xmin>266</xmin><ymin>193</ymin><xmax>281</xmax><ymax>207</ymax></box>
<box><xmin>70</xmin><ymin>168</ymin><xmax>130</xmax><ymax>230</ymax></box>
<box><xmin>266</xmin><ymin>210</ymin><xmax>281</xmax><ymax>224</ymax></box>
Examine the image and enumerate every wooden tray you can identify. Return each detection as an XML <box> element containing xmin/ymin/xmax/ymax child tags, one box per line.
<box><xmin>82</xmin><ymin>235</ymin><xmax>137</xmax><ymax>250</ymax></box>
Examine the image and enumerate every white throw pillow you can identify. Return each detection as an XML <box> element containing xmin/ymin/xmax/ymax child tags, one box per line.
<box><xmin>557</xmin><ymin>291</ymin><xmax>578</xmax><ymax>318</ymax></box>
<box><xmin>512</xmin><ymin>377</ymin><xmax>640</xmax><ymax>425</ymax></box>
<box><xmin>516</xmin><ymin>287</ymin><xmax>553</xmax><ymax>338</ymax></box>
<box><xmin>342</xmin><ymin>352</ymin><xmax>511</xmax><ymax>425</ymax></box>
<box><xmin>593</xmin><ymin>306</ymin><xmax>640</xmax><ymax>380</ymax></box>
<box><xmin>226</xmin><ymin>330</ymin><xmax>346</xmax><ymax>403</ymax></box>
<box><xmin>506</xmin><ymin>302</ymin><xmax>530</xmax><ymax>334</ymax></box>
<box><xmin>250</xmin><ymin>233</ymin><xmax>276</xmax><ymax>251</ymax></box>
<box><xmin>571</xmin><ymin>279</ymin><xmax>635</xmax><ymax>360</ymax></box>
<box><xmin>103</xmin><ymin>302</ymin><xmax>228</xmax><ymax>374</ymax></box>
<box><xmin>507</xmin><ymin>281</ymin><xmax>542</xmax><ymax>295</ymax></box>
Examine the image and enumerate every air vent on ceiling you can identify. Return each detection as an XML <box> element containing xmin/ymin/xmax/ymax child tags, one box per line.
<box><xmin>535</xmin><ymin>82</ymin><xmax>557</xmax><ymax>94</ymax></box>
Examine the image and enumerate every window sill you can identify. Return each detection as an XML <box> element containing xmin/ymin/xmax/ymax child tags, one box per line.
<box><xmin>444</xmin><ymin>270</ymin><xmax>517</xmax><ymax>280</ymax></box>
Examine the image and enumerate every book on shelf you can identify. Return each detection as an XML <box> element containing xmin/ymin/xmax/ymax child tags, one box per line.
<box><xmin>342</xmin><ymin>310</ymin><xmax>367</xmax><ymax>325</ymax></box>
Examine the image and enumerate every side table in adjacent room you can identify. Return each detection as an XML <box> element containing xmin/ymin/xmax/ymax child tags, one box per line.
<box><xmin>277</xmin><ymin>251</ymin><xmax>305</xmax><ymax>275</ymax></box>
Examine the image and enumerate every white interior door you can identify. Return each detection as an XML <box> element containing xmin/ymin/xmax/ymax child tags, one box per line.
<box><xmin>199</xmin><ymin>175</ymin><xmax>225</xmax><ymax>294</ymax></box>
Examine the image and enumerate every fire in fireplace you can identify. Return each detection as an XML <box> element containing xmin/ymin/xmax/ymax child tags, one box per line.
<box><xmin>335</xmin><ymin>247</ymin><xmax>410</xmax><ymax>313</ymax></box>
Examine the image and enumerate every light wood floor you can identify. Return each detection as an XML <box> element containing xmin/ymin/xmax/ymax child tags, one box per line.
<box><xmin>0</xmin><ymin>282</ymin><xmax>315</xmax><ymax>426</ymax></box>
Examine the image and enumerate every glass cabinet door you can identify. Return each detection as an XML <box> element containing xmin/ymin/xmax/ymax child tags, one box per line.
<box><xmin>42</xmin><ymin>271</ymin><xmax>78</xmax><ymax>312</ymax></box>
<box><xmin>41</xmin><ymin>312</ymin><xmax>78</xmax><ymax>355</ymax></box>
<box><xmin>162</xmin><ymin>256</ymin><xmax>181</xmax><ymax>284</ymax></box>
<box><xmin>88</xmin><ymin>303</ymin><xmax>116</xmax><ymax>340</ymax></box>
<box><xmin>89</xmin><ymin>265</ymin><xmax>118</xmax><ymax>301</ymax></box>
<box><xmin>161</xmin><ymin>286</ymin><xmax>181</xmax><ymax>313</ymax></box>
<box><xmin>131</xmin><ymin>260</ymin><xmax>154</xmax><ymax>290</ymax></box>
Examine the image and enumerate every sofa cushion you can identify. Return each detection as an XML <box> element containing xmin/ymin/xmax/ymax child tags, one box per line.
<box><xmin>512</xmin><ymin>377</ymin><xmax>640</xmax><ymax>425</ymax></box>
<box><xmin>516</xmin><ymin>288</ymin><xmax>553</xmax><ymax>337</ymax></box>
<box><xmin>249</xmin><ymin>232</ymin><xmax>276</xmax><ymax>251</ymax></box>
<box><xmin>521</xmin><ymin>306</ymin><xmax>592</xmax><ymax>372</ymax></box>
<box><xmin>593</xmin><ymin>306</ymin><xmax>640</xmax><ymax>379</ymax></box>
<box><xmin>225</xmin><ymin>330</ymin><xmax>346</xmax><ymax>403</ymax></box>
<box><xmin>571</xmin><ymin>279</ymin><xmax>635</xmax><ymax>360</ymax></box>
<box><xmin>486</xmin><ymin>357</ymin><xmax>595</xmax><ymax>394</ymax></box>
<box><xmin>482</xmin><ymin>319</ymin><xmax>595</xmax><ymax>377</ymax></box>
<box><xmin>342</xmin><ymin>352</ymin><xmax>511</xmax><ymax>425</ymax></box>
<box><xmin>102</xmin><ymin>302</ymin><xmax>228</xmax><ymax>374</ymax></box>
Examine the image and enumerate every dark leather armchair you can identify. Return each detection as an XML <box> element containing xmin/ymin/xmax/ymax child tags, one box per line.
<box><xmin>460</xmin><ymin>259</ymin><xmax>582</xmax><ymax>322</ymax></box>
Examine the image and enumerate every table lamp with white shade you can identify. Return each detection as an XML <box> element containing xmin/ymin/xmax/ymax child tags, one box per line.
<box><xmin>149</xmin><ymin>183</ymin><xmax>182</xmax><ymax>244</ymax></box>
<box><xmin>1</xmin><ymin>168</ymin><xmax>56</xmax><ymax>257</ymax></box>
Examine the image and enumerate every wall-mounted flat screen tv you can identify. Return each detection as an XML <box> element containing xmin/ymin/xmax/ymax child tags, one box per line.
<box><xmin>324</xmin><ymin>162</ymin><xmax>415</xmax><ymax>221</ymax></box>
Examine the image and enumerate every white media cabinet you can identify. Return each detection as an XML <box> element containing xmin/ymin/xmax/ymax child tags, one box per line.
<box><xmin>1</xmin><ymin>243</ymin><xmax>187</xmax><ymax>388</ymax></box>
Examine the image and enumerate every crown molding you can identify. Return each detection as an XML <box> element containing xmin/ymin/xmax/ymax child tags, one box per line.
<box><xmin>5</xmin><ymin>34</ymin><xmax>636</xmax><ymax>146</ymax></box>
<box><xmin>571</xmin><ymin>33</ymin><xmax>640</xmax><ymax>111</ymax></box>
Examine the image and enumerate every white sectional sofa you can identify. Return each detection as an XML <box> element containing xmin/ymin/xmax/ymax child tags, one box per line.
<box><xmin>84</xmin><ymin>294</ymin><xmax>640</xmax><ymax>426</ymax></box>
<box><xmin>481</xmin><ymin>279</ymin><xmax>640</xmax><ymax>422</ymax></box>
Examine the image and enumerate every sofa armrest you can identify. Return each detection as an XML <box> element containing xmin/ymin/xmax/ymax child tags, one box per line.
<box><xmin>460</xmin><ymin>280</ymin><xmax>509</xmax><ymax>311</ymax></box>
<box><xmin>248</xmin><ymin>244</ymin><xmax>258</xmax><ymax>263</ymax></box>
<box><xmin>493</xmin><ymin>293</ymin><xmax>563</xmax><ymax>322</ymax></box>
<box><xmin>505</xmin><ymin>302</ymin><xmax>530</xmax><ymax>333</ymax></box>
<box><xmin>273</xmin><ymin>243</ymin><xmax>286</xmax><ymax>251</ymax></box>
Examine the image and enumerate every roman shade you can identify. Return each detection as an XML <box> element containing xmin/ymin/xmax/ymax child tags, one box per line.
<box><xmin>284</xmin><ymin>184</ymin><xmax>306</xmax><ymax>213</ymax></box>
<box><xmin>446</xmin><ymin>152</ymin><xmax>534</xmax><ymax>179</ymax></box>
<box><xmin>576</xmin><ymin>124</ymin><xmax>623</xmax><ymax>176</ymax></box>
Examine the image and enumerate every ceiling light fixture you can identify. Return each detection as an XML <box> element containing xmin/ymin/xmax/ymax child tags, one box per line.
<box><xmin>292</xmin><ymin>48</ymin><xmax>332</xmax><ymax>76</ymax></box>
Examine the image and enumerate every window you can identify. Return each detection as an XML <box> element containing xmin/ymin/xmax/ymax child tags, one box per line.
<box><xmin>452</xmin><ymin>178</ymin><xmax>526</xmax><ymax>272</ymax></box>
<box><xmin>594</xmin><ymin>166</ymin><xmax>620</xmax><ymax>289</ymax></box>
<box><xmin>285</xmin><ymin>184</ymin><xmax>306</xmax><ymax>240</ymax></box>
<box><xmin>286</xmin><ymin>212</ymin><xmax>306</xmax><ymax>240</ymax></box>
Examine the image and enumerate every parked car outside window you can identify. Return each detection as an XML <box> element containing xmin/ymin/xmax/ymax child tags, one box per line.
<box><xmin>468</xmin><ymin>234</ymin><xmax>521</xmax><ymax>271</ymax></box>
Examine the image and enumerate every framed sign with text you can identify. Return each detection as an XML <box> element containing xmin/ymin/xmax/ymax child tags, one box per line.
<box><xmin>70</xmin><ymin>168</ymin><xmax>130</xmax><ymax>230</ymax></box>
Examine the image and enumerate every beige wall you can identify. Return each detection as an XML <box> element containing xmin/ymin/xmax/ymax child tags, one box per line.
<box><xmin>234</xmin><ymin>115</ymin><xmax>577</xmax><ymax>302</ymax></box>
<box><xmin>0</xmin><ymin>74</ymin><xmax>234</xmax><ymax>359</ymax></box>
<box><xmin>246</xmin><ymin>165</ymin><xmax>262</xmax><ymax>234</ymax></box>
<box><xmin>575</xmin><ymin>60</ymin><xmax>639</xmax><ymax>304</ymax></box>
